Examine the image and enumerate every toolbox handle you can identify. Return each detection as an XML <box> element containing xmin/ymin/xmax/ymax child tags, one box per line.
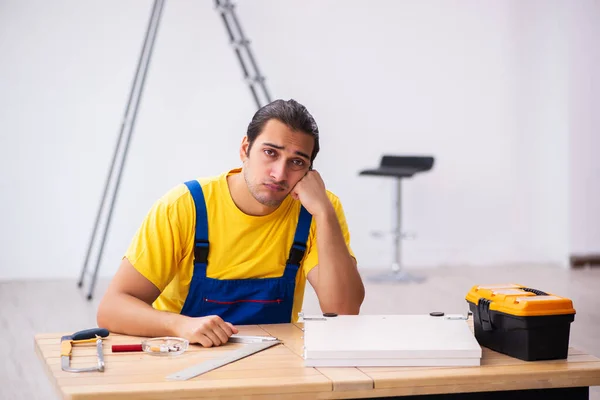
<box><xmin>521</xmin><ymin>287</ymin><xmax>549</xmax><ymax>296</ymax></box>
<box><xmin>477</xmin><ymin>298</ymin><xmax>494</xmax><ymax>331</ymax></box>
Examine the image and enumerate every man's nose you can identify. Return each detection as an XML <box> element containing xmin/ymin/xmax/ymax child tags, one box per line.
<box><xmin>270</xmin><ymin>160</ymin><xmax>288</xmax><ymax>183</ymax></box>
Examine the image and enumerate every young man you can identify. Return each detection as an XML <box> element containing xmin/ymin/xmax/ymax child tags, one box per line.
<box><xmin>97</xmin><ymin>99</ymin><xmax>365</xmax><ymax>347</ymax></box>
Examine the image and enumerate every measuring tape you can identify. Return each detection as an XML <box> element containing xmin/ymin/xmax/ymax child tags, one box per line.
<box><xmin>165</xmin><ymin>338</ymin><xmax>281</xmax><ymax>381</ymax></box>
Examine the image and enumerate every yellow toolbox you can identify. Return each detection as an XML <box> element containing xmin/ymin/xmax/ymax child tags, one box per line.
<box><xmin>466</xmin><ymin>284</ymin><xmax>576</xmax><ymax>361</ymax></box>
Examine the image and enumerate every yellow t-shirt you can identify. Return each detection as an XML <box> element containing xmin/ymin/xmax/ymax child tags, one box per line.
<box><xmin>124</xmin><ymin>168</ymin><xmax>355</xmax><ymax>323</ymax></box>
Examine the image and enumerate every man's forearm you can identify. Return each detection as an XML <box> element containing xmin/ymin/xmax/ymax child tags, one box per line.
<box><xmin>97</xmin><ymin>293</ymin><xmax>185</xmax><ymax>337</ymax></box>
<box><xmin>314</xmin><ymin>205</ymin><xmax>365</xmax><ymax>314</ymax></box>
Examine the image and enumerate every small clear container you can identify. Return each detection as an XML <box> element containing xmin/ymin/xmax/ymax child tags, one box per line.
<box><xmin>141</xmin><ymin>337</ymin><xmax>189</xmax><ymax>356</ymax></box>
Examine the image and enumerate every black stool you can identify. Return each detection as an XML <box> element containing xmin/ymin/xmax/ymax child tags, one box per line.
<box><xmin>359</xmin><ymin>155</ymin><xmax>435</xmax><ymax>283</ymax></box>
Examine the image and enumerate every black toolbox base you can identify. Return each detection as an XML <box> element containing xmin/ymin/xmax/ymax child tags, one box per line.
<box><xmin>355</xmin><ymin>386</ymin><xmax>589</xmax><ymax>400</ymax></box>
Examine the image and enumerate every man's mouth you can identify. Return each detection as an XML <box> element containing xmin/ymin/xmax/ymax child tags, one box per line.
<box><xmin>264</xmin><ymin>183</ymin><xmax>285</xmax><ymax>191</ymax></box>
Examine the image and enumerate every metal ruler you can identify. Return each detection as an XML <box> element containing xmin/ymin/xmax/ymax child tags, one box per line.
<box><xmin>165</xmin><ymin>339</ymin><xmax>281</xmax><ymax>381</ymax></box>
<box><xmin>228</xmin><ymin>334</ymin><xmax>279</xmax><ymax>344</ymax></box>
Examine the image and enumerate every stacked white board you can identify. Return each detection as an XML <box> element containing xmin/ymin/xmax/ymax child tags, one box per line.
<box><xmin>302</xmin><ymin>314</ymin><xmax>482</xmax><ymax>367</ymax></box>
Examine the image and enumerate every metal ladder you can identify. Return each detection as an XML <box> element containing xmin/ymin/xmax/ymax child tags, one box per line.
<box><xmin>78</xmin><ymin>0</ymin><xmax>271</xmax><ymax>299</ymax></box>
<box><xmin>215</xmin><ymin>0</ymin><xmax>272</xmax><ymax>108</ymax></box>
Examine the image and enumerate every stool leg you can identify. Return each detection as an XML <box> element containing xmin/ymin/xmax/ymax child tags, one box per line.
<box><xmin>392</xmin><ymin>177</ymin><xmax>402</xmax><ymax>273</ymax></box>
<box><xmin>368</xmin><ymin>179</ymin><xmax>425</xmax><ymax>283</ymax></box>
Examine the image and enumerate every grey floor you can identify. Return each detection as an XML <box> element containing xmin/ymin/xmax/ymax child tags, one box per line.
<box><xmin>1</xmin><ymin>265</ymin><xmax>599</xmax><ymax>399</ymax></box>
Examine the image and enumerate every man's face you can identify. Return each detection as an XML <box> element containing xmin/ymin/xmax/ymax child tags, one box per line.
<box><xmin>240</xmin><ymin>119</ymin><xmax>314</xmax><ymax>208</ymax></box>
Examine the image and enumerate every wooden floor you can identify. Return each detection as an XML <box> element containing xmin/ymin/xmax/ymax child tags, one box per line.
<box><xmin>1</xmin><ymin>264</ymin><xmax>599</xmax><ymax>399</ymax></box>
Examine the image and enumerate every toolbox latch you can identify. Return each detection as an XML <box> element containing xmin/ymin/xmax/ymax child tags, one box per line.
<box><xmin>477</xmin><ymin>298</ymin><xmax>494</xmax><ymax>331</ymax></box>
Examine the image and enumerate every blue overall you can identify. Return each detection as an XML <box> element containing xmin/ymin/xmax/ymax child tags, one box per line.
<box><xmin>179</xmin><ymin>180</ymin><xmax>312</xmax><ymax>325</ymax></box>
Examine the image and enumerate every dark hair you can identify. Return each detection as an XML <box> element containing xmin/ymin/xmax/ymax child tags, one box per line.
<box><xmin>246</xmin><ymin>99</ymin><xmax>320</xmax><ymax>163</ymax></box>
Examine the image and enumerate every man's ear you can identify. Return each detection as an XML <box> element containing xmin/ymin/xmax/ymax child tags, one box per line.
<box><xmin>240</xmin><ymin>136</ymin><xmax>250</xmax><ymax>162</ymax></box>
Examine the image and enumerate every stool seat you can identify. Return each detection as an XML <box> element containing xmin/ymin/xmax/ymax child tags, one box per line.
<box><xmin>359</xmin><ymin>156</ymin><xmax>434</xmax><ymax>178</ymax></box>
<box><xmin>359</xmin><ymin>166</ymin><xmax>423</xmax><ymax>178</ymax></box>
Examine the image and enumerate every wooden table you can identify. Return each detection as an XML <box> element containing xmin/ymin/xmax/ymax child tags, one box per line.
<box><xmin>35</xmin><ymin>322</ymin><xmax>600</xmax><ymax>400</ymax></box>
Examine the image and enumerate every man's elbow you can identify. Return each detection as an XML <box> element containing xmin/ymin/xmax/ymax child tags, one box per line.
<box><xmin>322</xmin><ymin>296</ymin><xmax>364</xmax><ymax>316</ymax></box>
<box><xmin>96</xmin><ymin>296</ymin><xmax>113</xmax><ymax>330</ymax></box>
<box><xmin>348</xmin><ymin>293</ymin><xmax>365</xmax><ymax>315</ymax></box>
<box><xmin>341</xmin><ymin>305</ymin><xmax>362</xmax><ymax>315</ymax></box>
<box><xmin>343</xmin><ymin>285</ymin><xmax>366</xmax><ymax>315</ymax></box>
<box><xmin>324</xmin><ymin>305</ymin><xmax>361</xmax><ymax>315</ymax></box>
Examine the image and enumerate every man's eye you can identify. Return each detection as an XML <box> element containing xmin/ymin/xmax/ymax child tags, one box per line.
<box><xmin>264</xmin><ymin>149</ymin><xmax>275</xmax><ymax>156</ymax></box>
<box><xmin>292</xmin><ymin>159</ymin><xmax>305</xmax><ymax>167</ymax></box>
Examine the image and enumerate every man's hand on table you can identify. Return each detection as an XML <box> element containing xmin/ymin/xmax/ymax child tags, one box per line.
<box><xmin>175</xmin><ymin>315</ymin><xmax>239</xmax><ymax>347</ymax></box>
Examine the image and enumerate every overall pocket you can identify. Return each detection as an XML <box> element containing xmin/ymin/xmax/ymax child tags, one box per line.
<box><xmin>200</xmin><ymin>278</ymin><xmax>293</xmax><ymax>325</ymax></box>
<box><xmin>204</xmin><ymin>298</ymin><xmax>283</xmax><ymax>305</ymax></box>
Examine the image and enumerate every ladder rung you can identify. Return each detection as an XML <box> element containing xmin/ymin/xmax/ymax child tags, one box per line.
<box><xmin>215</xmin><ymin>2</ymin><xmax>234</xmax><ymax>12</ymax></box>
<box><xmin>230</xmin><ymin>39</ymin><xmax>250</xmax><ymax>48</ymax></box>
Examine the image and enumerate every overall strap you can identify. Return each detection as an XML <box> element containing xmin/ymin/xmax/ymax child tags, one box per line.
<box><xmin>183</xmin><ymin>180</ymin><xmax>209</xmax><ymax>277</ymax></box>
<box><xmin>283</xmin><ymin>206</ymin><xmax>312</xmax><ymax>280</ymax></box>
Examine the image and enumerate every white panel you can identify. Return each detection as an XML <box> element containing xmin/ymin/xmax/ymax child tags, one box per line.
<box><xmin>303</xmin><ymin>315</ymin><xmax>481</xmax><ymax>367</ymax></box>
<box><xmin>304</xmin><ymin>357</ymin><xmax>480</xmax><ymax>368</ymax></box>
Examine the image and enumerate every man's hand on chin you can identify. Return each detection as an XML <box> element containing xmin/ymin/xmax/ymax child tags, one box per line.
<box><xmin>290</xmin><ymin>170</ymin><xmax>333</xmax><ymax>217</ymax></box>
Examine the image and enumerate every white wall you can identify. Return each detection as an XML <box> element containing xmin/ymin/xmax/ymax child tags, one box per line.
<box><xmin>0</xmin><ymin>0</ymin><xmax>597</xmax><ymax>280</ymax></box>
<box><xmin>569</xmin><ymin>0</ymin><xmax>600</xmax><ymax>255</ymax></box>
<box><xmin>512</xmin><ymin>0</ymin><xmax>571</xmax><ymax>264</ymax></box>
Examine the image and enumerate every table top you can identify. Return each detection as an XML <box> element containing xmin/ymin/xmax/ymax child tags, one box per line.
<box><xmin>35</xmin><ymin>321</ymin><xmax>600</xmax><ymax>400</ymax></box>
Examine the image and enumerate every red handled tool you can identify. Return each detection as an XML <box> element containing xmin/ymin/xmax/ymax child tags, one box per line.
<box><xmin>112</xmin><ymin>344</ymin><xmax>143</xmax><ymax>352</ymax></box>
